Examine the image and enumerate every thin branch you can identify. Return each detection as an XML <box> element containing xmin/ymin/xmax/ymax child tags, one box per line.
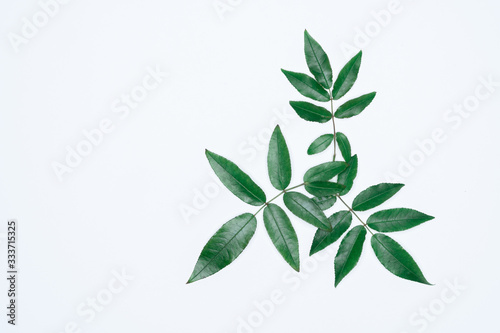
<box><xmin>336</xmin><ymin>194</ymin><xmax>374</xmax><ymax>235</ymax></box>
<box><xmin>253</xmin><ymin>183</ymin><xmax>305</xmax><ymax>217</ymax></box>
<box><xmin>329</xmin><ymin>90</ymin><xmax>337</xmax><ymax>161</ymax></box>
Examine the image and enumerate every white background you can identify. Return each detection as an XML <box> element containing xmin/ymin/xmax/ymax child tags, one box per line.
<box><xmin>1</xmin><ymin>0</ymin><xmax>499</xmax><ymax>332</ymax></box>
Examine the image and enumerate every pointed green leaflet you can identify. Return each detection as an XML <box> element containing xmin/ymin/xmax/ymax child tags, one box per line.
<box><xmin>335</xmin><ymin>132</ymin><xmax>351</xmax><ymax>162</ymax></box>
<box><xmin>305</xmin><ymin>181</ymin><xmax>345</xmax><ymax>197</ymax></box>
<box><xmin>289</xmin><ymin>101</ymin><xmax>332</xmax><ymax>123</ymax></box>
<box><xmin>337</xmin><ymin>155</ymin><xmax>358</xmax><ymax>196</ymax></box>
<box><xmin>303</xmin><ymin>161</ymin><xmax>347</xmax><ymax>182</ymax></box>
<box><xmin>332</xmin><ymin>51</ymin><xmax>362</xmax><ymax>100</ymax></box>
<box><xmin>304</xmin><ymin>30</ymin><xmax>333</xmax><ymax>89</ymax></box>
<box><xmin>188</xmin><ymin>213</ymin><xmax>257</xmax><ymax>283</ymax></box>
<box><xmin>307</xmin><ymin>134</ymin><xmax>334</xmax><ymax>155</ymax></box>
<box><xmin>335</xmin><ymin>92</ymin><xmax>376</xmax><ymax>119</ymax></box>
<box><xmin>267</xmin><ymin>125</ymin><xmax>291</xmax><ymax>191</ymax></box>
<box><xmin>367</xmin><ymin>208</ymin><xmax>434</xmax><ymax>232</ymax></box>
<box><xmin>206</xmin><ymin>150</ymin><xmax>266</xmax><ymax>206</ymax></box>
<box><xmin>282</xmin><ymin>69</ymin><xmax>330</xmax><ymax>101</ymax></box>
<box><xmin>312</xmin><ymin>195</ymin><xmax>336</xmax><ymax>210</ymax></box>
<box><xmin>283</xmin><ymin>191</ymin><xmax>331</xmax><ymax>231</ymax></box>
<box><xmin>371</xmin><ymin>233</ymin><xmax>431</xmax><ymax>285</ymax></box>
<box><xmin>264</xmin><ymin>204</ymin><xmax>300</xmax><ymax>272</ymax></box>
<box><xmin>352</xmin><ymin>183</ymin><xmax>404</xmax><ymax>211</ymax></box>
<box><xmin>310</xmin><ymin>210</ymin><xmax>352</xmax><ymax>256</ymax></box>
<box><xmin>334</xmin><ymin>225</ymin><xmax>367</xmax><ymax>287</ymax></box>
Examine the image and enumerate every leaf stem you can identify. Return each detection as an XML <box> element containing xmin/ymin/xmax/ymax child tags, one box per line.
<box><xmin>286</xmin><ymin>183</ymin><xmax>306</xmax><ymax>191</ymax></box>
<box><xmin>253</xmin><ymin>183</ymin><xmax>305</xmax><ymax>217</ymax></box>
<box><xmin>335</xmin><ymin>194</ymin><xmax>374</xmax><ymax>235</ymax></box>
<box><xmin>328</xmin><ymin>91</ymin><xmax>372</xmax><ymax>234</ymax></box>
<box><xmin>329</xmin><ymin>90</ymin><xmax>337</xmax><ymax>161</ymax></box>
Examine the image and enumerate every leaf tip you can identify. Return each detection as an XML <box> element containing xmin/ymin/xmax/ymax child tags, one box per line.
<box><xmin>417</xmin><ymin>276</ymin><xmax>433</xmax><ymax>286</ymax></box>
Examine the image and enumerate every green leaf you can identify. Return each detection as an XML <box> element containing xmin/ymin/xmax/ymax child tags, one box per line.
<box><xmin>282</xmin><ymin>69</ymin><xmax>330</xmax><ymax>102</ymax></box>
<box><xmin>334</xmin><ymin>225</ymin><xmax>367</xmax><ymax>287</ymax></box>
<box><xmin>332</xmin><ymin>51</ymin><xmax>362</xmax><ymax>100</ymax></box>
<box><xmin>312</xmin><ymin>195</ymin><xmax>336</xmax><ymax>210</ymax></box>
<box><xmin>334</xmin><ymin>92</ymin><xmax>376</xmax><ymax>119</ymax></box>
<box><xmin>283</xmin><ymin>191</ymin><xmax>330</xmax><ymax>231</ymax></box>
<box><xmin>304</xmin><ymin>30</ymin><xmax>332</xmax><ymax>89</ymax></box>
<box><xmin>367</xmin><ymin>208</ymin><xmax>434</xmax><ymax>232</ymax></box>
<box><xmin>303</xmin><ymin>161</ymin><xmax>348</xmax><ymax>182</ymax></box>
<box><xmin>352</xmin><ymin>183</ymin><xmax>404</xmax><ymax>211</ymax></box>
<box><xmin>307</xmin><ymin>134</ymin><xmax>334</xmax><ymax>155</ymax></box>
<box><xmin>305</xmin><ymin>181</ymin><xmax>345</xmax><ymax>197</ymax></box>
<box><xmin>263</xmin><ymin>204</ymin><xmax>300</xmax><ymax>272</ymax></box>
<box><xmin>188</xmin><ymin>213</ymin><xmax>257</xmax><ymax>283</ymax></box>
<box><xmin>267</xmin><ymin>125</ymin><xmax>291</xmax><ymax>191</ymax></box>
<box><xmin>371</xmin><ymin>233</ymin><xmax>431</xmax><ymax>285</ymax></box>
<box><xmin>337</xmin><ymin>155</ymin><xmax>358</xmax><ymax>196</ymax></box>
<box><xmin>206</xmin><ymin>150</ymin><xmax>266</xmax><ymax>206</ymax></box>
<box><xmin>289</xmin><ymin>101</ymin><xmax>332</xmax><ymax>123</ymax></box>
<box><xmin>310</xmin><ymin>211</ymin><xmax>352</xmax><ymax>256</ymax></box>
<box><xmin>335</xmin><ymin>132</ymin><xmax>351</xmax><ymax>162</ymax></box>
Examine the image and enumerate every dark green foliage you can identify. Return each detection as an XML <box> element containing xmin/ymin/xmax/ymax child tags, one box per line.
<box><xmin>189</xmin><ymin>31</ymin><xmax>433</xmax><ymax>287</ymax></box>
